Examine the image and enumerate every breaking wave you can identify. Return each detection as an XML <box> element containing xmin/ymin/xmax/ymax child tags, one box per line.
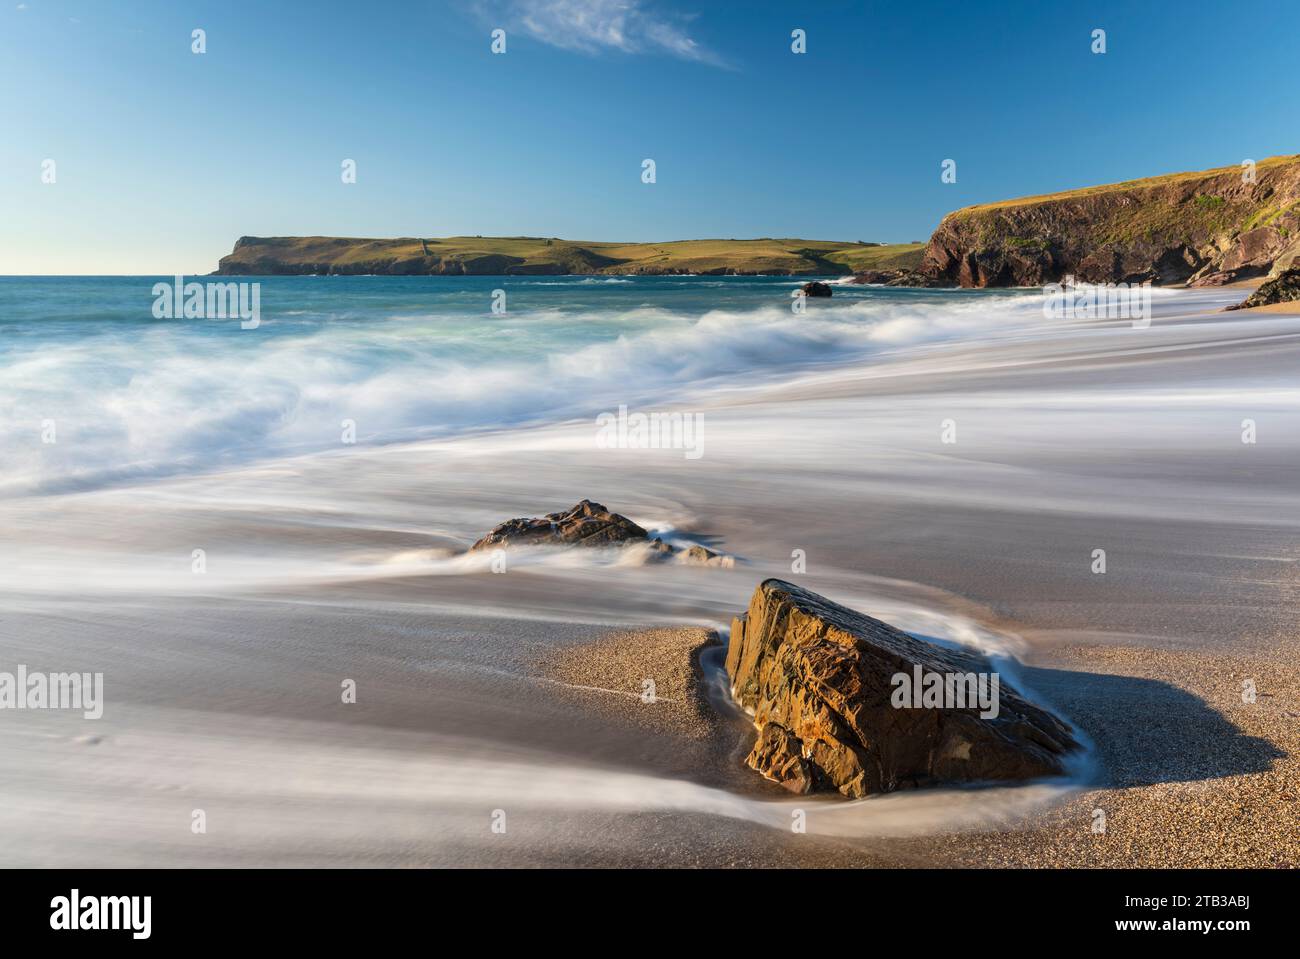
<box><xmin>0</xmin><ymin>277</ymin><xmax>1065</xmax><ymax>495</ymax></box>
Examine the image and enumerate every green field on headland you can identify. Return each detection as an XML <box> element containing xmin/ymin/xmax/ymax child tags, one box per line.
<box><xmin>215</xmin><ymin>235</ymin><xmax>926</xmax><ymax>276</ymax></box>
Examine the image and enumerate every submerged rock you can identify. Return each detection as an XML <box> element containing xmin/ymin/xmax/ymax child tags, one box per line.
<box><xmin>682</xmin><ymin>544</ymin><xmax>735</xmax><ymax>568</ymax></box>
<box><xmin>800</xmin><ymin>281</ymin><xmax>833</xmax><ymax>298</ymax></box>
<box><xmin>647</xmin><ymin>537</ymin><xmax>676</xmax><ymax>559</ymax></box>
<box><xmin>726</xmin><ymin>579</ymin><xmax>1079</xmax><ymax>798</ymax></box>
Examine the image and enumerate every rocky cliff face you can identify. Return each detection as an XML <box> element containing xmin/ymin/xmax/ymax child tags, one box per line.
<box><xmin>900</xmin><ymin>156</ymin><xmax>1300</xmax><ymax>289</ymax></box>
<box><xmin>726</xmin><ymin>580</ymin><xmax>1079</xmax><ymax>797</ymax></box>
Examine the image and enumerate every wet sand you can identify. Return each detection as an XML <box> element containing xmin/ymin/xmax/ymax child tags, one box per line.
<box><xmin>550</xmin><ymin>624</ymin><xmax>1299</xmax><ymax>867</ymax></box>
<box><xmin>1232</xmin><ymin>301</ymin><xmax>1300</xmax><ymax>315</ymax></box>
<box><xmin>2</xmin><ymin>285</ymin><xmax>1298</xmax><ymax>866</ymax></box>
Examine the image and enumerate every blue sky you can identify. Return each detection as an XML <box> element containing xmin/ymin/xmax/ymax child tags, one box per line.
<box><xmin>3</xmin><ymin>0</ymin><xmax>1297</xmax><ymax>274</ymax></box>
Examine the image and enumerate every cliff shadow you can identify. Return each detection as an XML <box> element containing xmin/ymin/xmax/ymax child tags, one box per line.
<box><xmin>1017</xmin><ymin>664</ymin><xmax>1285</xmax><ymax>787</ymax></box>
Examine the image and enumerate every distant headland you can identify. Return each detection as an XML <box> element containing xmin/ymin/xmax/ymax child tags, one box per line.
<box><xmin>212</xmin><ymin>236</ymin><xmax>926</xmax><ymax>278</ymax></box>
<box><xmin>214</xmin><ymin>156</ymin><xmax>1300</xmax><ymax>310</ymax></box>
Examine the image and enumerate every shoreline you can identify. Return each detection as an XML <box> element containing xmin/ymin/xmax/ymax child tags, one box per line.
<box><xmin>530</xmin><ymin>589</ymin><xmax>1300</xmax><ymax>868</ymax></box>
<box><xmin>2</xmin><ymin>285</ymin><xmax>1297</xmax><ymax>866</ymax></box>
<box><xmin>534</xmin><ymin>608</ymin><xmax>1297</xmax><ymax>866</ymax></box>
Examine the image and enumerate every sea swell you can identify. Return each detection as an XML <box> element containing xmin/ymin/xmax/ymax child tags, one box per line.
<box><xmin>0</xmin><ymin>278</ymin><xmax>1052</xmax><ymax>495</ymax></box>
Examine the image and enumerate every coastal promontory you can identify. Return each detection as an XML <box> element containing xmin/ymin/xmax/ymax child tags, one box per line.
<box><xmin>214</xmin><ymin>236</ymin><xmax>925</xmax><ymax>277</ymax></box>
<box><xmin>895</xmin><ymin>155</ymin><xmax>1300</xmax><ymax>289</ymax></box>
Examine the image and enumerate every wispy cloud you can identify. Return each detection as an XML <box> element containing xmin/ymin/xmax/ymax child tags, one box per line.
<box><xmin>484</xmin><ymin>0</ymin><xmax>727</xmax><ymax>66</ymax></box>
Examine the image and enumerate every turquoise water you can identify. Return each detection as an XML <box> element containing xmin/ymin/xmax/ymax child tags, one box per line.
<box><xmin>0</xmin><ymin>275</ymin><xmax>1040</xmax><ymax>493</ymax></box>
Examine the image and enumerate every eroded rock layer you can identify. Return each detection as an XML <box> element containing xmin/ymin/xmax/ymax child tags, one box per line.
<box><xmin>725</xmin><ymin>580</ymin><xmax>1079</xmax><ymax>797</ymax></box>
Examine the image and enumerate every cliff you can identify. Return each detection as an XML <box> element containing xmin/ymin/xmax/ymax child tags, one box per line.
<box><xmin>214</xmin><ymin>236</ymin><xmax>925</xmax><ymax>277</ymax></box>
<box><xmin>903</xmin><ymin>155</ymin><xmax>1300</xmax><ymax>288</ymax></box>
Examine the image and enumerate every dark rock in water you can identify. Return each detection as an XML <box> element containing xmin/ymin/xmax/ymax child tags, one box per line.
<box><xmin>726</xmin><ymin>579</ymin><xmax>1080</xmax><ymax>798</ymax></box>
<box><xmin>469</xmin><ymin>500</ymin><xmax>735</xmax><ymax>567</ymax></box>
<box><xmin>1226</xmin><ymin>267</ymin><xmax>1300</xmax><ymax>310</ymax></box>
<box><xmin>647</xmin><ymin>537</ymin><xmax>676</xmax><ymax>559</ymax></box>
<box><xmin>800</xmin><ymin>281</ymin><xmax>833</xmax><ymax>298</ymax></box>
<box><xmin>682</xmin><ymin>543</ymin><xmax>735</xmax><ymax>568</ymax></box>
<box><xmin>470</xmin><ymin>499</ymin><xmax>648</xmax><ymax>551</ymax></box>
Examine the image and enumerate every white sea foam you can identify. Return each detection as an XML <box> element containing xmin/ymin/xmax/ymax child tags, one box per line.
<box><xmin>3</xmin><ymin>279</ymin><xmax>1283</xmax><ymax>863</ymax></box>
<box><xmin>0</xmin><ymin>289</ymin><xmax>1058</xmax><ymax>494</ymax></box>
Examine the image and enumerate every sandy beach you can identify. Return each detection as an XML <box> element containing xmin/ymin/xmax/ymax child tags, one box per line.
<box><xmin>539</xmin><ymin>621</ymin><xmax>1299</xmax><ymax>866</ymax></box>
<box><xmin>2</xmin><ymin>284</ymin><xmax>1297</xmax><ymax>867</ymax></box>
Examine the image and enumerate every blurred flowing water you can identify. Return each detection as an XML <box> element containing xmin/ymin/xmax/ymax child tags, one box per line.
<box><xmin>3</xmin><ymin>276</ymin><xmax>1297</xmax><ymax>864</ymax></box>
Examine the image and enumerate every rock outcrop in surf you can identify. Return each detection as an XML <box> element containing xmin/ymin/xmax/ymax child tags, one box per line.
<box><xmin>470</xmin><ymin>499</ymin><xmax>733</xmax><ymax>566</ymax></box>
<box><xmin>471</xmin><ymin>499</ymin><xmax>648</xmax><ymax>551</ymax></box>
<box><xmin>725</xmin><ymin>580</ymin><xmax>1079</xmax><ymax>797</ymax></box>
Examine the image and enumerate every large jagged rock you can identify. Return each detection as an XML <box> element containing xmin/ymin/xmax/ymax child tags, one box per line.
<box><xmin>901</xmin><ymin>155</ymin><xmax>1300</xmax><ymax>288</ymax></box>
<box><xmin>469</xmin><ymin>499</ymin><xmax>734</xmax><ymax>566</ymax></box>
<box><xmin>1226</xmin><ymin>266</ymin><xmax>1300</xmax><ymax>310</ymax></box>
<box><xmin>726</xmin><ymin>580</ymin><xmax>1079</xmax><ymax>797</ymax></box>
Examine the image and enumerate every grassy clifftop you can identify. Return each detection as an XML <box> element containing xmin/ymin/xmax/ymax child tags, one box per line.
<box><xmin>215</xmin><ymin>236</ymin><xmax>925</xmax><ymax>277</ymax></box>
<box><xmin>915</xmin><ymin>155</ymin><xmax>1300</xmax><ymax>287</ymax></box>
